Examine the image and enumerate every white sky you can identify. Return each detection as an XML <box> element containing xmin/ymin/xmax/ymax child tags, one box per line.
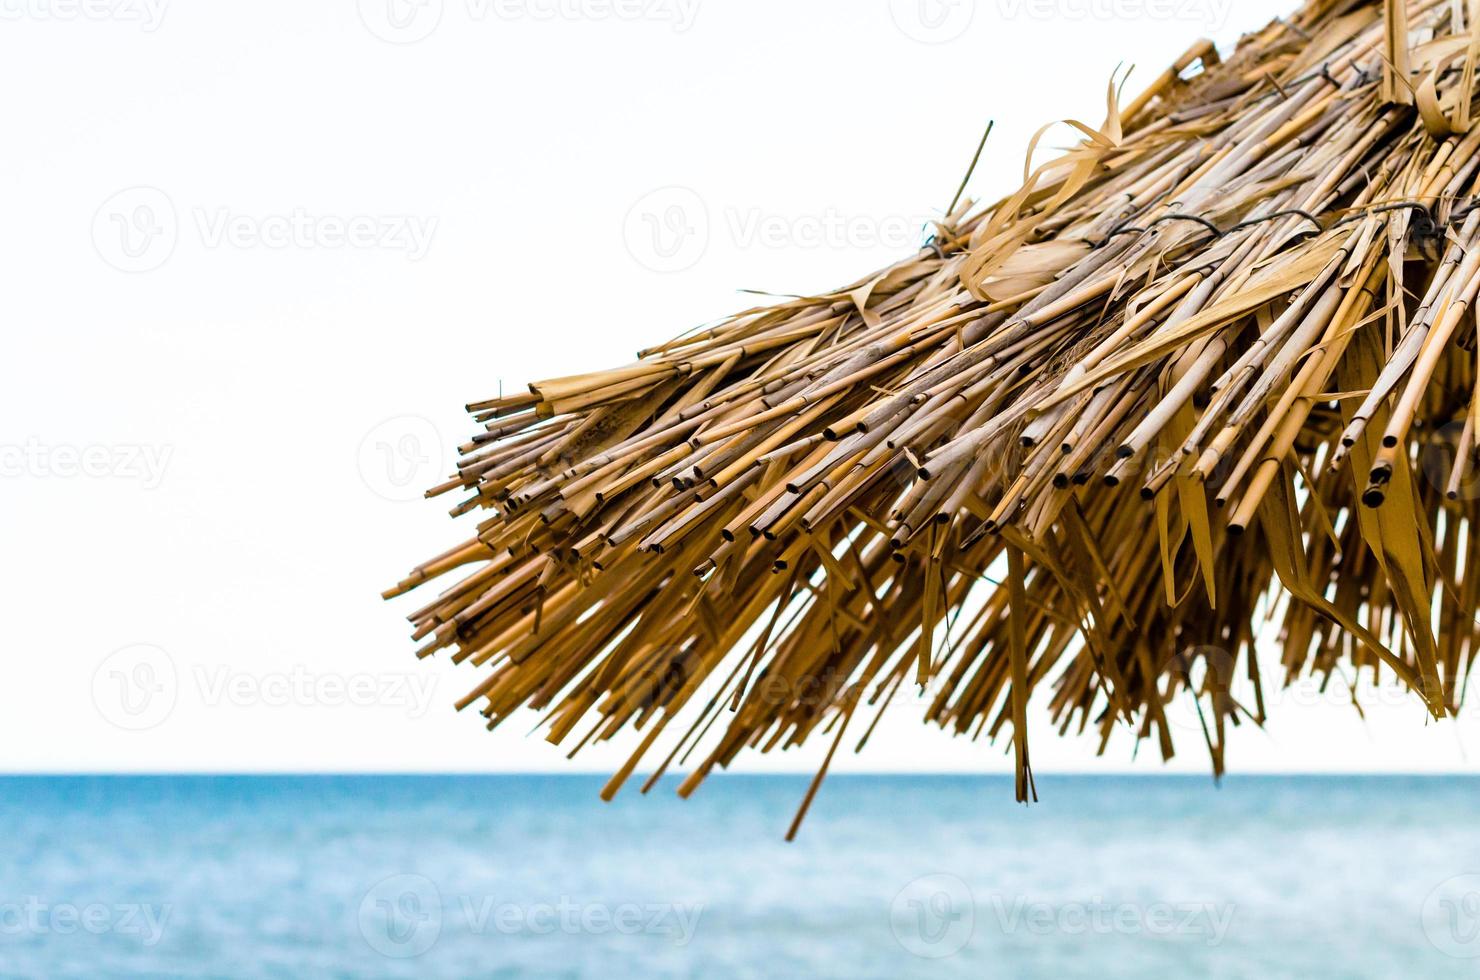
<box><xmin>7</xmin><ymin>0</ymin><xmax>1478</xmax><ymax>776</ymax></box>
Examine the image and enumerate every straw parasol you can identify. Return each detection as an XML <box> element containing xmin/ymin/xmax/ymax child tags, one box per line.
<box><xmin>387</xmin><ymin>0</ymin><xmax>1480</xmax><ymax>836</ymax></box>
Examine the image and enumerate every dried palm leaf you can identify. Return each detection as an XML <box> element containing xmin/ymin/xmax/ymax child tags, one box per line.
<box><xmin>388</xmin><ymin>0</ymin><xmax>1480</xmax><ymax>835</ymax></box>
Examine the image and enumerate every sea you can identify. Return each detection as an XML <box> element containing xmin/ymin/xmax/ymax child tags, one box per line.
<box><xmin>0</xmin><ymin>774</ymin><xmax>1477</xmax><ymax>978</ymax></box>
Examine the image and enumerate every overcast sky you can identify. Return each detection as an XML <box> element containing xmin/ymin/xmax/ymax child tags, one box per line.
<box><xmin>11</xmin><ymin>0</ymin><xmax>1477</xmax><ymax>776</ymax></box>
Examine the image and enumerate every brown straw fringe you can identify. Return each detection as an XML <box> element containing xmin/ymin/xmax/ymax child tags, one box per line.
<box><xmin>389</xmin><ymin>0</ymin><xmax>1480</xmax><ymax>835</ymax></box>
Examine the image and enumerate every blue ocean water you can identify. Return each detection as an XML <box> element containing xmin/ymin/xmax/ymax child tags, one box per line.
<box><xmin>0</xmin><ymin>775</ymin><xmax>1477</xmax><ymax>978</ymax></box>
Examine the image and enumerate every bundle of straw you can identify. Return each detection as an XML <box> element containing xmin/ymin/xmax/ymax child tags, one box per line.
<box><xmin>388</xmin><ymin>0</ymin><xmax>1480</xmax><ymax>834</ymax></box>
